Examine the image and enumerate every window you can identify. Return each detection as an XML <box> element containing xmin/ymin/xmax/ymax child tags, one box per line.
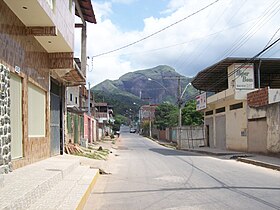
<box><xmin>205</xmin><ymin>110</ymin><xmax>213</xmax><ymax>116</ymax></box>
<box><xmin>75</xmin><ymin>97</ymin><xmax>78</xmax><ymax>104</ymax></box>
<box><xmin>230</xmin><ymin>102</ymin><xmax>243</xmax><ymax>110</ymax></box>
<box><xmin>70</xmin><ymin>93</ymin><xmax>73</xmax><ymax>101</ymax></box>
<box><xmin>216</xmin><ymin>107</ymin><xmax>225</xmax><ymax>114</ymax></box>
<box><xmin>10</xmin><ymin>74</ymin><xmax>23</xmax><ymax>159</ymax></box>
<box><xmin>28</xmin><ymin>83</ymin><xmax>46</xmax><ymax>137</ymax></box>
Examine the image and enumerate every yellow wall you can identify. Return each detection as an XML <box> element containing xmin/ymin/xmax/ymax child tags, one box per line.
<box><xmin>203</xmin><ymin>63</ymin><xmax>258</xmax><ymax>151</ymax></box>
<box><xmin>205</xmin><ymin>94</ymin><xmax>248</xmax><ymax>151</ymax></box>
<box><xmin>226</xmin><ymin>100</ymin><xmax>247</xmax><ymax>151</ymax></box>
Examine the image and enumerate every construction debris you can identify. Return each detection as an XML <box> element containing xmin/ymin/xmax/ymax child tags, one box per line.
<box><xmin>64</xmin><ymin>143</ymin><xmax>111</xmax><ymax>160</ymax></box>
<box><xmin>99</xmin><ymin>168</ymin><xmax>111</xmax><ymax>175</ymax></box>
<box><xmin>65</xmin><ymin>143</ymin><xmax>84</xmax><ymax>154</ymax></box>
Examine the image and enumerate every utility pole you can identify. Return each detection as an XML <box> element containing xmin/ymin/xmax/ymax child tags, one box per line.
<box><xmin>163</xmin><ymin>76</ymin><xmax>185</xmax><ymax>149</ymax></box>
<box><xmin>177</xmin><ymin>77</ymin><xmax>182</xmax><ymax>149</ymax></box>
<box><xmin>149</xmin><ymin>106</ymin><xmax>152</xmax><ymax>138</ymax></box>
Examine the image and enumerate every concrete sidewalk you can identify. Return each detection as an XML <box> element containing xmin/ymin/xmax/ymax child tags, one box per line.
<box><xmin>0</xmin><ymin>155</ymin><xmax>100</xmax><ymax>210</ymax></box>
<box><xmin>0</xmin><ymin>138</ymin><xmax>119</xmax><ymax>210</ymax></box>
<box><xmin>185</xmin><ymin>147</ymin><xmax>280</xmax><ymax>171</ymax></box>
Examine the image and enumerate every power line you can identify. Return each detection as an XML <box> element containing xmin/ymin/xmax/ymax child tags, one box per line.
<box><xmin>181</xmin><ymin>0</ymin><xmax>248</xmax><ymax>72</ymax></box>
<box><xmin>220</xmin><ymin>0</ymin><xmax>280</xmax><ymax>59</ymax></box>
<box><xmin>176</xmin><ymin>0</ymin><xmax>231</xmax><ymax>72</ymax></box>
<box><xmin>91</xmin><ymin>0</ymin><xmax>220</xmax><ymax>58</ymax></box>
<box><xmin>215</xmin><ymin>35</ymin><xmax>280</xmax><ymax>91</ymax></box>
<box><xmin>187</xmin><ymin>33</ymin><xmax>280</xmax><ymax>103</ymax></box>
<box><xmin>99</xmin><ymin>18</ymin><xmax>256</xmax><ymax>58</ymax></box>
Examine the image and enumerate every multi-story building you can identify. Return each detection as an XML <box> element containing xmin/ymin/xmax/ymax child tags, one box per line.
<box><xmin>0</xmin><ymin>0</ymin><xmax>96</xmax><ymax>173</ymax></box>
<box><xmin>66</xmin><ymin>83</ymin><xmax>97</xmax><ymax>145</ymax></box>
<box><xmin>95</xmin><ymin>103</ymin><xmax>114</xmax><ymax>139</ymax></box>
<box><xmin>139</xmin><ymin>104</ymin><xmax>158</xmax><ymax>136</ymax></box>
<box><xmin>192</xmin><ymin>57</ymin><xmax>280</xmax><ymax>154</ymax></box>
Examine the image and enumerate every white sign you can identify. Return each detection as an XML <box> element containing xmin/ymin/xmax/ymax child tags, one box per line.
<box><xmin>196</xmin><ymin>92</ymin><xmax>207</xmax><ymax>111</ymax></box>
<box><xmin>234</xmin><ymin>64</ymin><xmax>254</xmax><ymax>89</ymax></box>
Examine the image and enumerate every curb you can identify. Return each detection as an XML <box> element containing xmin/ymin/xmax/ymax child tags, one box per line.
<box><xmin>76</xmin><ymin>169</ymin><xmax>100</xmax><ymax>210</ymax></box>
<box><xmin>182</xmin><ymin>149</ymin><xmax>240</xmax><ymax>156</ymax></box>
<box><xmin>144</xmin><ymin>137</ymin><xmax>280</xmax><ymax>171</ymax></box>
<box><xmin>237</xmin><ymin>158</ymin><xmax>280</xmax><ymax>171</ymax></box>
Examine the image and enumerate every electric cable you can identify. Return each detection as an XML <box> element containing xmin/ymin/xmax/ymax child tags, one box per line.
<box><xmin>220</xmin><ymin>0</ymin><xmax>280</xmax><ymax>58</ymax></box>
<box><xmin>91</xmin><ymin>0</ymin><xmax>220</xmax><ymax>58</ymax></box>
<box><xmin>185</xmin><ymin>34</ymin><xmax>280</xmax><ymax>103</ymax></box>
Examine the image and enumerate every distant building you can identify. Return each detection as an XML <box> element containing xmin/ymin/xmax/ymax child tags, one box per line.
<box><xmin>95</xmin><ymin>103</ymin><xmax>114</xmax><ymax>139</ymax></box>
<box><xmin>66</xmin><ymin>84</ymin><xmax>97</xmax><ymax>145</ymax></box>
<box><xmin>139</xmin><ymin>105</ymin><xmax>158</xmax><ymax>122</ymax></box>
<box><xmin>192</xmin><ymin>57</ymin><xmax>280</xmax><ymax>154</ymax></box>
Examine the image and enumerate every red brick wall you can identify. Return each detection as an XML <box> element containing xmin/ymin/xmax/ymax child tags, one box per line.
<box><xmin>247</xmin><ymin>87</ymin><xmax>268</xmax><ymax>107</ymax></box>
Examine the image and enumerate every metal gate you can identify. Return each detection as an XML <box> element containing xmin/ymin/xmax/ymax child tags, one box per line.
<box><xmin>50</xmin><ymin>92</ymin><xmax>61</xmax><ymax>156</ymax></box>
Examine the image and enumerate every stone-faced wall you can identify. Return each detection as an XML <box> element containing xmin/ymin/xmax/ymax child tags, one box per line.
<box><xmin>1</xmin><ymin>1</ymin><xmax>51</xmax><ymax>171</ymax></box>
<box><xmin>0</xmin><ymin>64</ymin><xmax>11</xmax><ymax>174</ymax></box>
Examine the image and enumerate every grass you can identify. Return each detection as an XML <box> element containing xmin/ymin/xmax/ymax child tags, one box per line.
<box><xmin>74</xmin><ymin>148</ymin><xmax>111</xmax><ymax>160</ymax></box>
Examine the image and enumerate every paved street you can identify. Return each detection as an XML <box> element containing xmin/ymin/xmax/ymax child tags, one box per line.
<box><xmin>84</xmin><ymin>127</ymin><xmax>280</xmax><ymax>210</ymax></box>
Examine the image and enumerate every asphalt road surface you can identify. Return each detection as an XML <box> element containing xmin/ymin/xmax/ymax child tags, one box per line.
<box><xmin>84</xmin><ymin>127</ymin><xmax>280</xmax><ymax>210</ymax></box>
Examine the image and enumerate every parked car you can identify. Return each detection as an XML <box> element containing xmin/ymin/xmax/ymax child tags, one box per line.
<box><xmin>115</xmin><ymin>131</ymin><xmax>120</xmax><ymax>137</ymax></box>
<box><xmin>130</xmin><ymin>128</ymin><xmax>136</xmax><ymax>133</ymax></box>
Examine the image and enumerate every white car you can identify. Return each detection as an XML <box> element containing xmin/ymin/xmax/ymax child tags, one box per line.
<box><xmin>130</xmin><ymin>128</ymin><xmax>136</xmax><ymax>133</ymax></box>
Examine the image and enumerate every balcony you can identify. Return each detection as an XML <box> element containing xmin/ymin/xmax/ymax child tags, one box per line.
<box><xmin>49</xmin><ymin>55</ymin><xmax>86</xmax><ymax>86</ymax></box>
<box><xmin>4</xmin><ymin>0</ymin><xmax>74</xmax><ymax>52</ymax></box>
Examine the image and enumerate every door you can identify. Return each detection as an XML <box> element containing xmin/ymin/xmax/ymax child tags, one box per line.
<box><xmin>10</xmin><ymin>74</ymin><xmax>23</xmax><ymax>159</ymax></box>
<box><xmin>50</xmin><ymin>81</ymin><xmax>61</xmax><ymax>156</ymax></box>
<box><xmin>205</xmin><ymin>118</ymin><xmax>214</xmax><ymax>147</ymax></box>
<box><xmin>248</xmin><ymin>118</ymin><xmax>267</xmax><ymax>153</ymax></box>
<box><xmin>88</xmin><ymin>118</ymin><xmax>91</xmax><ymax>143</ymax></box>
<box><xmin>215</xmin><ymin>115</ymin><xmax>226</xmax><ymax>149</ymax></box>
<box><xmin>205</xmin><ymin>125</ymin><xmax>210</xmax><ymax>147</ymax></box>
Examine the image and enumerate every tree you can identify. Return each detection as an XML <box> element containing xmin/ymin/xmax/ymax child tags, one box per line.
<box><xmin>154</xmin><ymin>102</ymin><xmax>178</xmax><ymax>130</ymax></box>
<box><xmin>112</xmin><ymin>114</ymin><xmax>128</xmax><ymax>131</ymax></box>
<box><xmin>182</xmin><ymin>100</ymin><xmax>203</xmax><ymax>126</ymax></box>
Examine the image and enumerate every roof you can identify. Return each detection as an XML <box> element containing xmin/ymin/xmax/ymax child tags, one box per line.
<box><xmin>75</xmin><ymin>0</ymin><xmax>97</xmax><ymax>24</ymax></box>
<box><xmin>192</xmin><ymin>57</ymin><xmax>280</xmax><ymax>92</ymax></box>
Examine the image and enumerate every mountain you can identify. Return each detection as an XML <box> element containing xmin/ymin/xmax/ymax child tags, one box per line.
<box><xmin>92</xmin><ymin>65</ymin><xmax>198</xmax><ymax>115</ymax></box>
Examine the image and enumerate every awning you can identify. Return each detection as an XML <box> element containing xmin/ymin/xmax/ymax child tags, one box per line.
<box><xmin>75</xmin><ymin>0</ymin><xmax>97</xmax><ymax>24</ymax></box>
<box><xmin>192</xmin><ymin>57</ymin><xmax>280</xmax><ymax>92</ymax></box>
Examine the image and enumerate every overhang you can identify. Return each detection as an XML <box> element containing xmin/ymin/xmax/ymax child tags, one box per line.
<box><xmin>50</xmin><ymin>57</ymin><xmax>86</xmax><ymax>86</ymax></box>
<box><xmin>192</xmin><ymin>57</ymin><xmax>280</xmax><ymax>92</ymax></box>
<box><xmin>75</xmin><ymin>0</ymin><xmax>97</xmax><ymax>24</ymax></box>
<box><xmin>4</xmin><ymin>0</ymin><xmax>73</xmax><ymax>53</ymax></box>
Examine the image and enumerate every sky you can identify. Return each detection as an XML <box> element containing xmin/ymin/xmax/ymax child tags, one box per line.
<box><xmin>74</xmin><ymin>0</ymin><xmax>280</xmax><ymax>86</ymax></box>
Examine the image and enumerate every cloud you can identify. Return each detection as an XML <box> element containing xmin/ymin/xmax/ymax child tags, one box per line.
<box><xmin>76</xmin><ymin>0</ymin><xmax>280</xmax><ymax>85</ymax></box>
<box><xmin>111</xmin><ymin>0</ymin><xmax>138</xmax><ymax>4</ymax></box>
<box><xmin>92</xmin><ymin>1</ymin><xmax>113</xmax><ymax>20</ymax></box>
<box><xmin>161</xmin><ymin>0</ymin><xmax>188</xmax><ymax>14</ymax></box>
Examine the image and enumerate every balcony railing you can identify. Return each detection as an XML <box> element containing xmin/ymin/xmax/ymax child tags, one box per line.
<box><xmin>95</xmin><ymin>112</ymin><xmax>108</xmax><ymax>119</ymax></box>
